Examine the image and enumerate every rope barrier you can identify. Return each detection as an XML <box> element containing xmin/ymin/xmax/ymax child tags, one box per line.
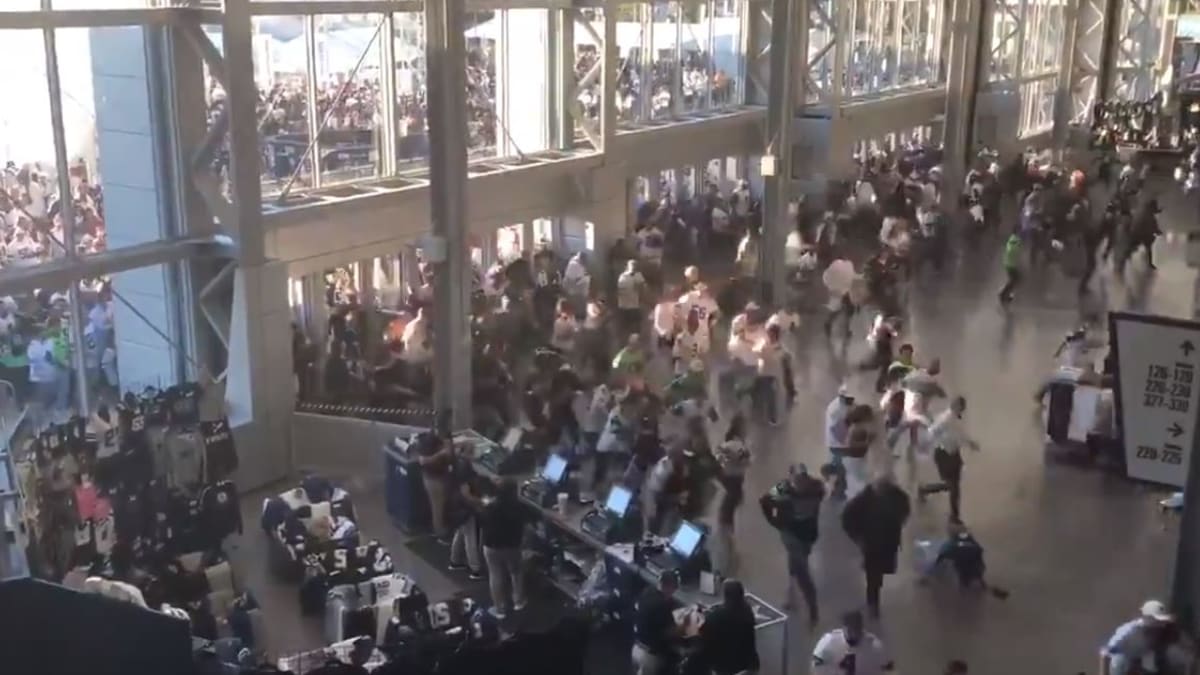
<box><xmin>294</xmin><ymin>401</ymin><xmax>437</xmax><ymax>423</ymax></box>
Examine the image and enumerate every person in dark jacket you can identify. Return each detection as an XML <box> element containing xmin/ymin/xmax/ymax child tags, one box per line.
<box><xmin>479</xmin><ymin>478</ymin><xmax>527</xmax><ymax>618</ymax></box>
<box><xmin>841</xmin><ymin>473</ymin><xmax>911</xmax><ymax>618</ymax></box>
<box><xmin>760</xmin><ymin>463</ymin><xmax>825</xmax><ymax>624</ymax></box>
<box><xmin>699</xmin><ymin>579</ymin><xmax>760</xmax><ymax>675</ymax></box>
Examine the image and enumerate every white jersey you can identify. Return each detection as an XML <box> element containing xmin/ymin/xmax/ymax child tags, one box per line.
<box><xmin>652</xmin><ymin>301</ymin><xmax>682</xmax><ymax>338</ymax></box>
<box><xmin>677</xmin><ymin>290</ymin><xmax>719</xmax><ymax>339</ymax></box>
<box><xmin>672</xmin><ymin>330</ymin><xmax>710</xmax><ymax>366</ymax></box>
<box><xmin>812</xmin><ymin>629</ymin><xmax>892</xmax><ymax>675</ymax></box>
<box><xmin>617</xmin><ymin>272</ymin><xmax>644</xmax><ymax>310</ymax></box>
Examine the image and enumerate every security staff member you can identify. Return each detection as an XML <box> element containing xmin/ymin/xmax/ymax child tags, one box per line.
<box><xmin>698</xmin><ymin>579</ymin><xmax>760</xmax><ymax>675</ymax></box>
<box><xmin>632</xmin><ymin>570</ymin><xmax>683</xmax><ymax>675</ymax></box>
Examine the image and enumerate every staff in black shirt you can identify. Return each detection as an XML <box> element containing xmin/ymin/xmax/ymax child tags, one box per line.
<box><xmin>632</xmin><ymin>570</ymin><xmax>682</xmax><ymax>675</ymax></box>
<box><xmin>479</xmin><ymin>478</ymin><xmax>526</xmax><ymax>618</ymax></box>
<box><xmin>699</xmin><ymin>579</ymin><xmax>760</xmax><ymax>675</ymax></box>
<box><xmin>447</xmin><ymin>444</ymin><xmax>485</xmax><ymax>579</ymax></box>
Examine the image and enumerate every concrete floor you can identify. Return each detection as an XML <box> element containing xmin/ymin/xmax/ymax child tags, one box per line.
<box><xmin>229</xmin><ymin>188</ymin><xmax>1195</xmax><ymax>674</ymax></box>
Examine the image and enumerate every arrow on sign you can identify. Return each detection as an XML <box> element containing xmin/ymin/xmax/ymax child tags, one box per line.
<box><xmin>1169</xmin><ymin>422</ymin><xmax>1184</xmax><ymax>438</ymax></box>
<box><xmin>1184</xmin><ymin>341</ymin><xmax>1196</xmax><ymax>357</ymax></box>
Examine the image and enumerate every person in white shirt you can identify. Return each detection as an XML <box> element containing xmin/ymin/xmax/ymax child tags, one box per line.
<box><xmin>917</xmin><ymin>396</ymin><xmax>978</xmax><ymax>521</ymax></box>
<box><xmin>401</xmin><ymin>308</ymin><xmax>432</xmax><ymax>363</ymax></box>
<box><xmin>0</xmin><ymin>302</ymin><xmax>14</xmax><ymax>337</ymax></box>
<box><xmin>1101</xmin><ymin>600</ymin><xmax>1192</xmax><ymax>675</ymax></box>
<box><xmin>736</xmin><ymin>229</ymin><xmax>759</xmax><ymax>278</ymax></box>
<box><xmin>652</xmin><ymin>286</ymin><xmax>682</xmax><ymax>350</ymax></box>
<box><xmin>550</xmin><ymin>300</ymin><xmax>578</xmax><ymax>354</ymax></box>
<box><xmin>723</xmin><ymin>308</ymin><xmax>759</xmax><ymax>408</ymax></box>
<box><xmin>672</xmin><ymin>309</ymin><xmax>710</xmax><ymax>375</ymax></box>
<box><xmin>27</xmin><ymin>332</ymin><xmax>61</xmax><ymax>422</ymax></box>
<box><xmin>754</xmin><ymin>325</ymin><xmax>790</xmax><ymax>426</ymax></box>
<box><xmin>812</xmin><ymin>611</ymin><xmax>893</xmax><ymax>675</ymax></box>
<box><xmin>677</xmin><ymin>283</ymin><xmax>719</xmax><ymax>343</ymax></box>
<box><xmin>824</xmin><ymin>386</ymin><xmax>855</xmax><ymax>497</ymax></box>
<box><xmin>562</xmin><ymin>252</ymin><xmax>590</xmax><ymax>307</ymax></box>
<box><xmin>642</xmin><ymin>445</ymin><xmax>687</xmax><ymax>535</ymax></box>
<box><xmin>616</xmin><ymin>261</ymin><xmax>645</xmax><ymax>336</ymax></box>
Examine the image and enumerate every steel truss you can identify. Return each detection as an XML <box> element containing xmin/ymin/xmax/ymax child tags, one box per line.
<box><xmin>1113</xmin><ymin>0</ymin><xmax>1164</xmax><ymax>100</ymax></box>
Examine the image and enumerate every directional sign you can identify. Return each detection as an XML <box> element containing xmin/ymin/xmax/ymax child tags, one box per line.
<box><xmin>1111</xmin><ymin>312</ymin><xmax>1200</xmax><ymax>487</ymax></box>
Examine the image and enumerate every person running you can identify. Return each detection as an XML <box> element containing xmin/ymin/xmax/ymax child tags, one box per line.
<box><xmin>812</xmin><ymin>610</ymin><xmax>894</xmax><ymax>675</ymax></box>
<box><xmin>760</xmin><ymin>464</ymin><xmax>824</xmax><ymax>624</ymax></box>
<box><xmin>998</xmin><ymin>230</ymin><xmax>1023</xmax><ymax>304</ymax></box>
<box><xmin>917</xmin><ymin>396</ymin><xmax>979</xmax><ymax>522</ymax></box>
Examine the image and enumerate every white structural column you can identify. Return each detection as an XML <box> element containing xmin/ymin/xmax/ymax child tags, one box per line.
<box><xmin>941</xmin><ymin>0</ymin><xmax>983</xmax><ymax>204</ymax></box>
<box><xmin>427</xmin><ymin>0</ymin><xmax>473</xmax><ymax>428</ymax></box>
<box><xmin>88</xmin><ymin>27</ymin><xmax>181</xmax><ymax>391</ymax></box>
<box><xmin>222</xmin><ymin>0</ymin><xmax>294</xmax><ymax>491</ymax></box>
<box><xmin>496</xmin><ymin>9</ymin><xmax>552</xmax><ymax>156</ymax></box>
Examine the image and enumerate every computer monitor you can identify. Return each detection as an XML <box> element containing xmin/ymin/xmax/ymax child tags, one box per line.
<box><xmin>541</xmin><ymin>454</ymin><xmax>568</xmax><ymax>484</ymax></box>
<box><xmin>604</xmin><ymin>485</ymin><xmax>633</xmax><ymax>517</ymax></box>
<box><xmin>669</xmin><ymin>521</ymin><xmax>703</xmax><ymax>558</ymax></box>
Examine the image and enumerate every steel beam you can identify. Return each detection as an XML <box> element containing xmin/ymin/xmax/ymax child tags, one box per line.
<box><xmin>942</xmin><ymin>0</ymin><xmax>983</xmax><ymax>204</ymax></box>
<box><xmin>426</xmin><ymin>0</ymin><xmax>474</xmax><ymax>427</ymax></box>
<box><xmin>221</xmin><ymin>0</ymin><xmax>265</xmax><ymax>263</ymax></box>
<box><xmin>758</xmin><ymin>0</ymin><xmax>800</xmax><ymax>304</ymax></box>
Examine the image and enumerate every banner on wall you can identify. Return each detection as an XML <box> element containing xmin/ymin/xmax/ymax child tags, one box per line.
<box><xmin>1110</xmin><ymin>312</ymin><xmax>1200</xmax><ymax>487</ymax></box>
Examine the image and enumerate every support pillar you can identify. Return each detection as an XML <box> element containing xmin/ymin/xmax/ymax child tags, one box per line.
<box><xmin>427</xmin><ymin>0</ymin><xmax>473</xmax><ymax>428</ymax></box>
<box><xmin>222</xmin><ymin>0</ymin><xmax>294</xmax><ymax>491</ymax></box>
<box><xmin>496</xmin><ymin>9</ymin><xmax>552</xmax><ymax>155</ymax></box>
<box><xmin>758</xmin><ymin>0</ymin><xmax>800</xmax><ymax>304</ymax></box>
<box><xmin>1053</xmin><ymin>0</ymin><xmax>1082</xmax><ymax>154</ymax></box>
<box><xmin>88</xmin><ymin>26</ymin><xmax>182</xmax><ymax>391</ymax></box>
<box><xmin>942</xmin><ymin>0</ymin><xmax>984</xmax><ymax>202</ymax></box>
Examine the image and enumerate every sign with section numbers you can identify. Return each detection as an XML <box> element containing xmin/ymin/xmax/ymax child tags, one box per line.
<box><xmin>1111</xmin><ymin>312</ymin><xmax>1200</xmax><ymax>487</ymax></box>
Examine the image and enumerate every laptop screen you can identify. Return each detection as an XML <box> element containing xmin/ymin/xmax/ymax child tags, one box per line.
<box><xmin>541</xmin><ymin>454</ymin><xmax>568</xmax><ymax>484</ymax></box>
<box><xmin>669</xmin><ymin>521</ymin><xmax>703</xmax><ymax>558</ymax></box>
<box><xmin>604</xmin><ymin>485</ymin><xmax>632</xmax><ymax>517</ymax></box>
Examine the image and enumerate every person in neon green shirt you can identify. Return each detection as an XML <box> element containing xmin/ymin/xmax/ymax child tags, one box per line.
<box><xmin>998</xmin><ymin>232</ymin><xmax>1023</xmax><ymax>304</ymax></box>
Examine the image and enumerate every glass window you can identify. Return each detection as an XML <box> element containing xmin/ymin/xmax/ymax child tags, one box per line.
<box><xmin>394</xmin><ymin>12</ymin><xmax>428</xmax><ymax>169</ymax></box>
<box><xmin>650</xmin><ymin>0</ymin><xmax>679</xmax><ymax>120</ymax></box>
<box><xmin>497</xmin><ymin>9</ymin><xmax>551</xmax><ymax>156</ymax></box>
<box><xmin>314</xmin><ymin>14</ymin><xmax>386</xmax><ymax>185</ymax></box>
<box><xmin>11</xmin><ymin>285</ymin><xmax>74</xmax><ymax>425</ymax></box>
<box><xmin>0</xmin><ymin>0</ymin><xmax>39</xmax><ymax>9</ymax></box>
<box><xmin>254</xmin><ymin>17</ymin><xmax>314</xmax><ymax>197</ymax></box>
<box><xmin>809</xmin><ymin>0</ymin><xmax>834</xmax><ymax>99</ymax></box>
<box><xmin>989</xmin><ymin>1</ymin><xmax>1020</xmax><ymax>81</ymax></box>
<box><xmin>711</xmin><ymin>0</ymin><xmax>742</xmax><ymax>106</ymax></box>
<box><xmin>616</xmin><ymin>4</ymin><xmax>648</xmax><ymax>123</ymax></box>
<box><xmin>574</xmin><ymin>8</ymin><xmax>604</xmax><ymax>139</ymax></box>
<box><xmin>86</xmin><ymin>263</ymin><xmax>182</xmax><ymax>410</ymax></box>
<box><xmin>0</xmin><ymin>30</ymin><xmax>71</xmax><ymax>270</ymax></box>
<box><xmin>465</xmin><ymin>11</ymin><xmax>498</xmax><ymax>157</ymax></box>
<box><xmin>680</xmin><ymin>3</ymin><xmax>711</xmax><ymax>112</ymax></box>
<box><xmin>57</xmin><ymin>26</ymin><xmax>165</xmax><ymax>254</ymax></box>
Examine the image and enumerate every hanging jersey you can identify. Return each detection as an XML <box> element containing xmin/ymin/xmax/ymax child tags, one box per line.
<box><xmin>200</xmin><ymin>418</ymin><xmax>238</xmax><ymax>482</ymax></box>
<box><xmin>200</xmin><ymin>481</ymin><xmax>243</xmax><ymax>546</ymax></box>
<box><xmin>142</xmin><ymin>390</ymin><xmax>169</xmax><ymax>427</ymax></box>
<box><xmin>93</xmin><ymin>516</ymin><xmax>116</xmax><ymax>556</ymax></box>
<box><xmin>118</xmin><ymin>404</ymin><xmax>147</xmax><ymax>451</ymax></box>
<box><xmin>88</xmin><ymin>416</ymin><xmax>120</xmax><ymax>459</ymax></box>
<box><xmin>166</xmin><ymin>383</ymin><xmax>202</xmax><ymax>427</ymax></box>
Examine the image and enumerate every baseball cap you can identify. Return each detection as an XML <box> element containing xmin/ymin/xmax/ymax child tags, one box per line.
<box><xmin>1141</xmin><ymin>600</ymin><xmax>1174</xmax><ymax>622</ymax></box>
